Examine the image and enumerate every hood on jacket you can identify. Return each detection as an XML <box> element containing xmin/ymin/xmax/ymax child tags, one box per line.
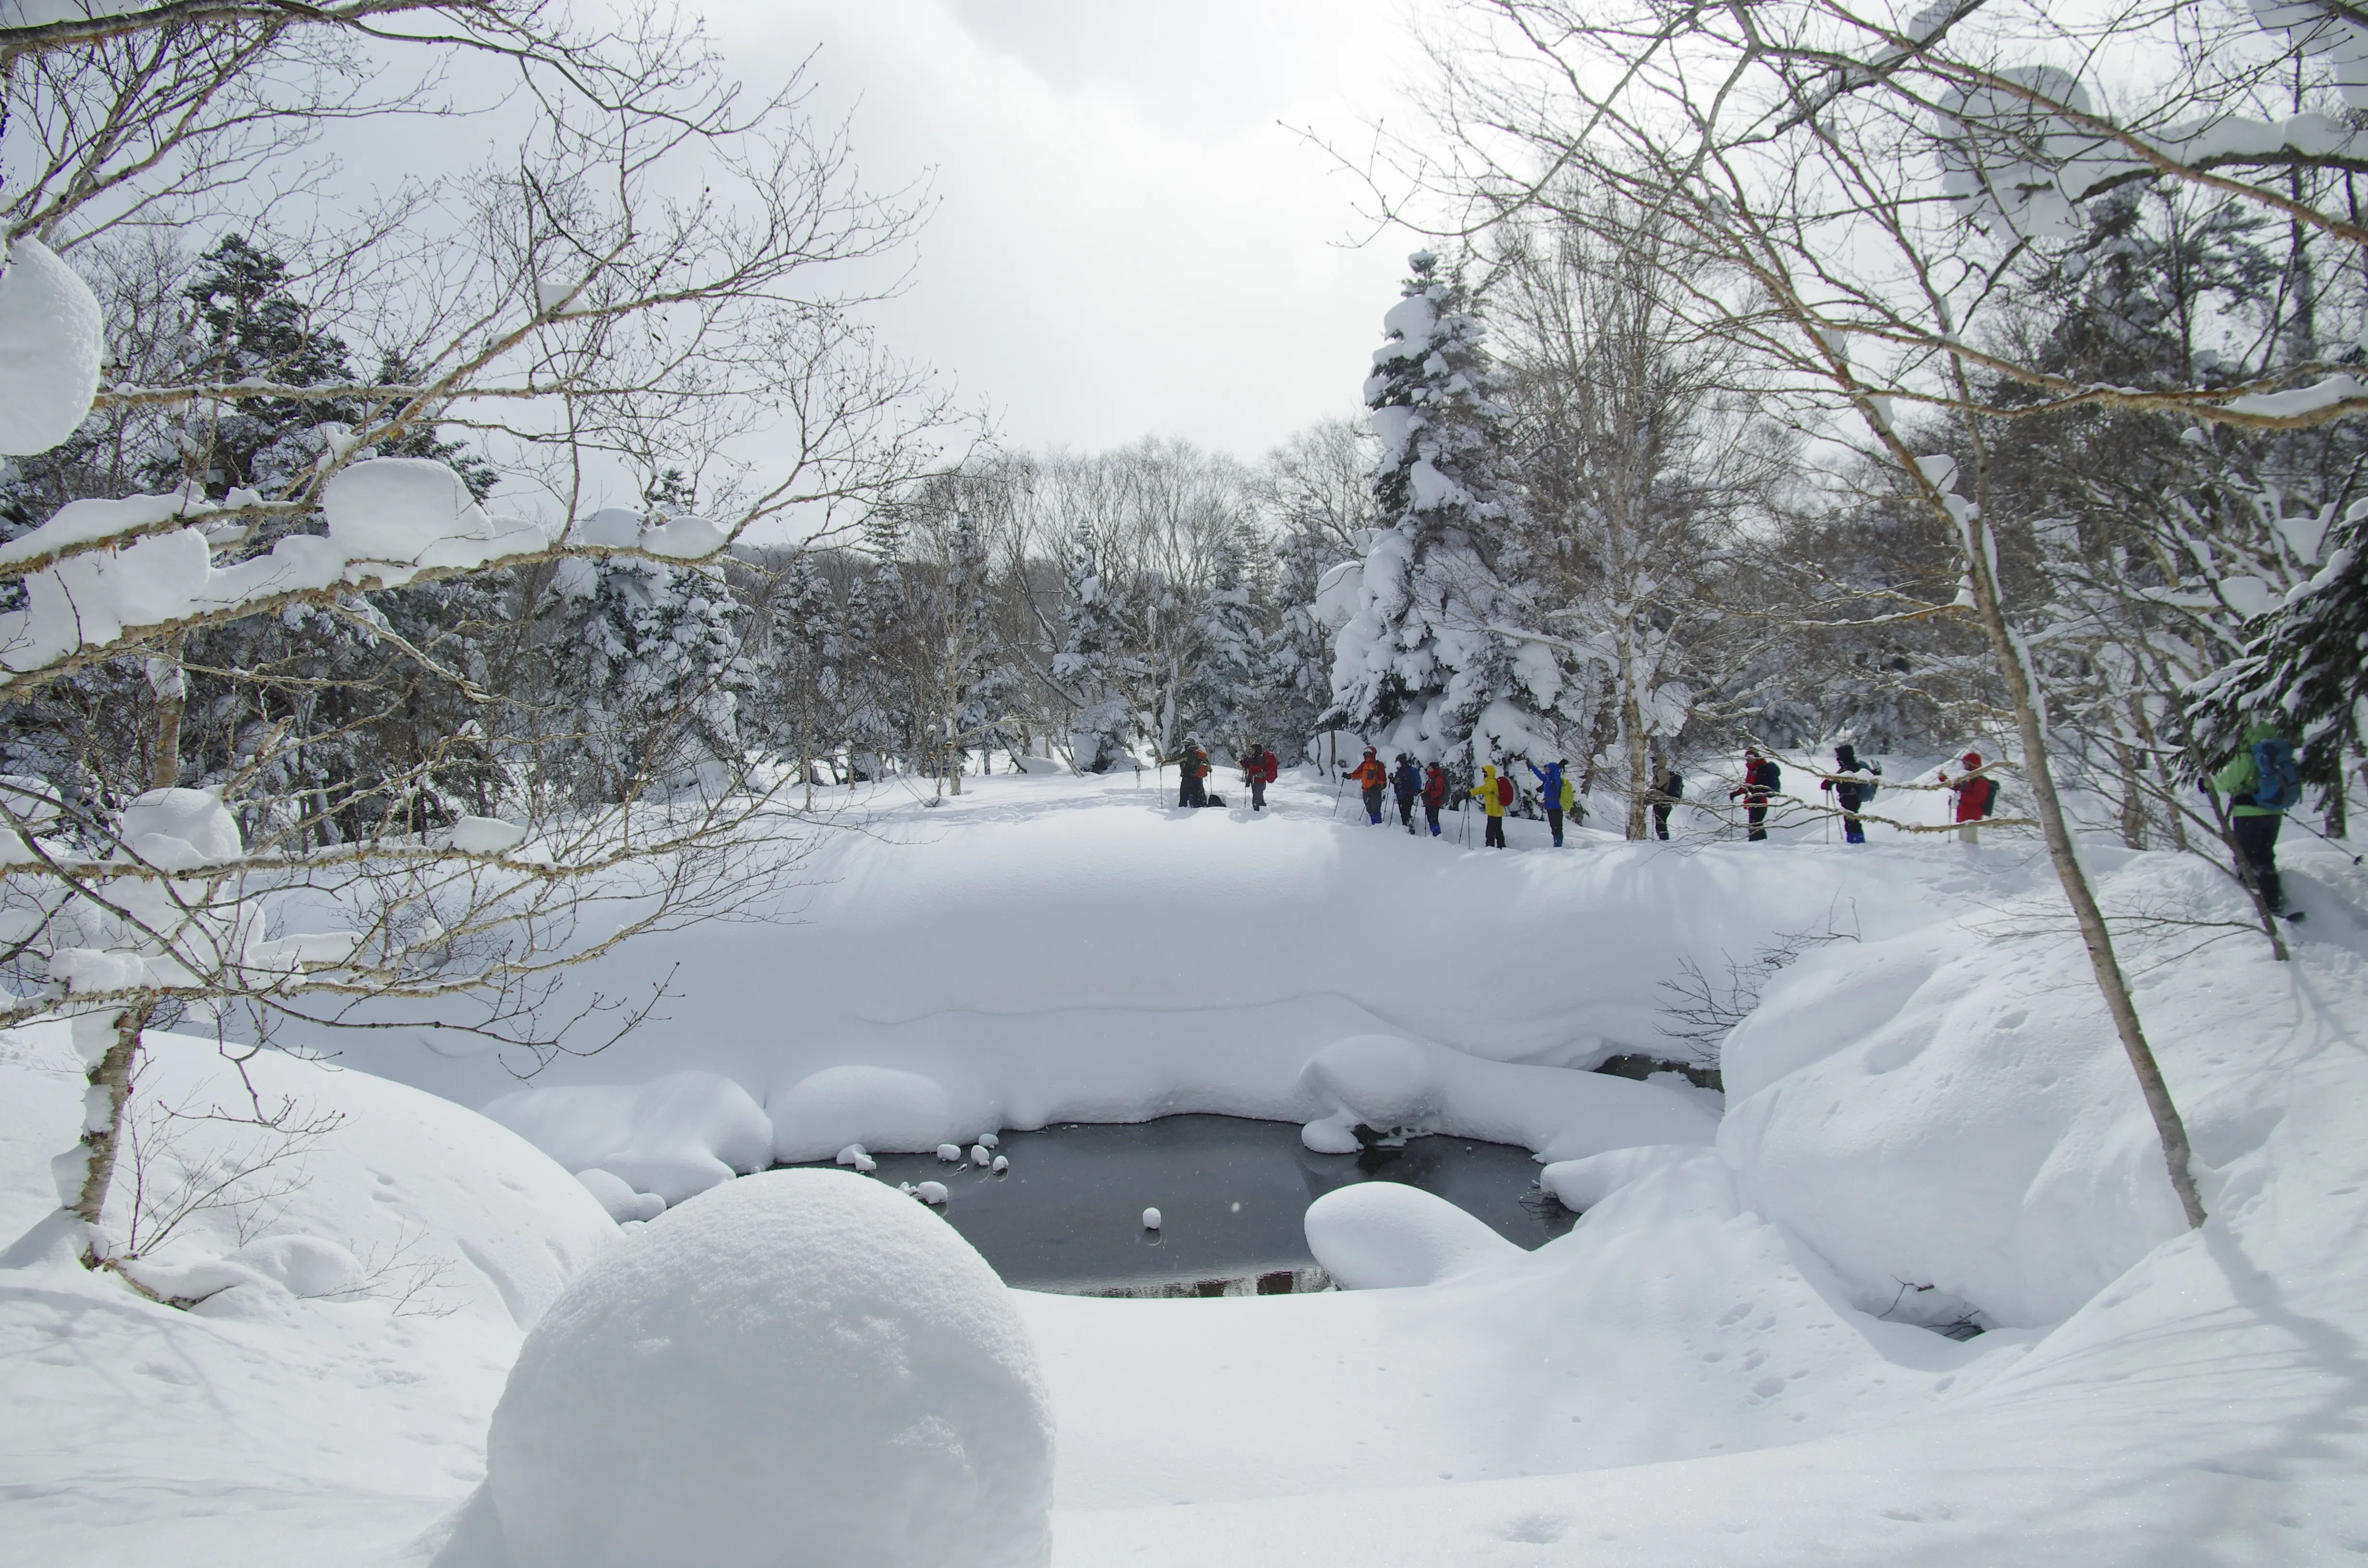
<box><xmin>2241</xmin><ymin>721</ymin><xmax>2282</xmax><ymax>745</ymax></box>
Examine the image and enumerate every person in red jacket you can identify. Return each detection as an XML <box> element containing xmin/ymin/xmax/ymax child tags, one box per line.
<box><xmin>1343</xmin><ymin>747</ymin><xmax>1389</xmax><ymax>823</ymax></box>
<box><xmin>1939</xmin><ymin>751</ymin><xmax>1995</xmax><ymax>845</ymax></box>
<box><xmin>1420</xmin><ymin>762</ymin><xmax>1449</xmax><ymax>837</ymax></box>
<box><xmin>1241</xmin><ymin>742</ymin><xmax>1279</xmax><ymax>811</ymax></box>
<box><xmin>1728</xmin><ymin>748</ymin><xmax>1780</xmax><ymax>841</ymax></box>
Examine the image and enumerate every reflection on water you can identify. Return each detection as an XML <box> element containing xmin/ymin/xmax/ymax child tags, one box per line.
<box><xmin>787</xmin><ymin>1114</ymin><xmax>1575</xmax><ymax>1295</ymax></box>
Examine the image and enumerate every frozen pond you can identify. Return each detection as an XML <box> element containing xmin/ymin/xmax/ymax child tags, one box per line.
<box><xmin>794</xmin><ymin>1114</ymin><xmax>1575</xmax><ymax>1296</ymax></box>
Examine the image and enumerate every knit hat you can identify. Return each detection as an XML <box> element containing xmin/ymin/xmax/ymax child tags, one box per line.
<box><xmin>1962</xmin><ymin>751</ymin><xmax>1982</xmax><ymax>767</ymax></box>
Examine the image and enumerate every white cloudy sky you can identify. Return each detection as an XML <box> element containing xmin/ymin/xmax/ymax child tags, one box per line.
<box><xmin>694</xmin><ymin>0</ymin><xmax>1430</xmax><ymax>461</ymax></box>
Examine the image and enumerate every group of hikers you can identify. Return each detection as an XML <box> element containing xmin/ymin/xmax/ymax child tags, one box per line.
<box><xmin>1165</xmin><ymin>726</ymin><xmax>2314</xmax><ymax>919</ymax></box>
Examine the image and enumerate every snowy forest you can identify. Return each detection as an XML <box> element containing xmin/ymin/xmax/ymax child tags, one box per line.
<box><xmin>4</xmin><ymin>1</ymin><xmax>2368</xmax><ymax>1566</ymax></box>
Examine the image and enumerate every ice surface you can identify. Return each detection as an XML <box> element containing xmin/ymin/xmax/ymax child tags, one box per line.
<box><xmin>481</xmin><ymin>1170</ymin><xmax>1052</xmax><ymax>1568</ymax></box>
<box><xmin>0</xmin><ymin>236</ymin><xmax>103</xmax><ymax>456</ymax></box>
<box><xmin>1302</xmin><ymin>1180</ymin><xmax>1519</xmax><ymax>1288</ymax></box>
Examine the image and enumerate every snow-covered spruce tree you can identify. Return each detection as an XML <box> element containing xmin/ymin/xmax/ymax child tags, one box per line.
<box><xmin>1258</xmin><ymin>521</ymin><xmax>1332</xmax><ymax>758</ymax></box>
<box><xmin>543</xmin><ymin>503</ymin><xmax>751</xmax><ymax>807</ymax></box>
<box><xmin>2195</xmin><ymin>497</ymin><xmax>2367</xmax><ymax>808</ymax></box>
<box><xmin>1180</xmin><ymin>518</ymin><xmax>1262</xmax><ymax>754</ymax></box>
<box><xmin>1328</xmin><ymin>251</ymin><xmax>1561</xmax><ymax>769</ymax></box>
<box><xmin>1050</xmin><ymin>517</ymin><xmax>1134</xmax><ymax>772</ymax></box>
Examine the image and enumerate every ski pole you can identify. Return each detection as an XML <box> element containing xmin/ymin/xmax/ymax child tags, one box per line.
<box><xmin>2289</xmin><ymin>811</ymin><xmax>2365</xmax><ymax>865</ymax></box>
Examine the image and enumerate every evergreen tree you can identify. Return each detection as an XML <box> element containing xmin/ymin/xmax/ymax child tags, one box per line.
<box><xmin>548</xmin><ymin>504</ymin><xmax>749</xmax><ymax>803</ymax></box>
<box><xmin>1257</xmin><ymin>522</ymin><xmax>1333</xmax><ymax>760</ymax></box>
<box><xmin>2198</xmin><ymin>499</ymin><xmax>2366</xmax><ymax>800</ymax></box>
<box><xmin>1050</xmin><ymin>518</ymin><xmax>1133</xmax><ymax>771</ymax></box>
<box><xmin>1181</xmin><ymin>518</ymin><xmax>1261</xmax><ymax>753</ymax></box>
<box><xmin>1327</xmin><ymin>251</ymin><xmax>1559</xmax><ymax>768</ymax></box>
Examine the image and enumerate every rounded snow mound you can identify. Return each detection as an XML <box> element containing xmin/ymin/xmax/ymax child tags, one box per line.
<box><xmin>485</xmin><ymin>1168</ymin><xmax>1053</xmax><ymax>1568</ymax></box>
<box><xmin>1305</xmin><ymin>1181</ymin><xmax>1520</xmax><ymax>1290</ymax></box>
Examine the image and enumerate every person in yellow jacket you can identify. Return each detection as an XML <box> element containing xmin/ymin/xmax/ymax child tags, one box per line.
<box><xmin>1471</xmin><ymin>763</ymin><xmax>1513</xmax><ymax>848</ymax></box>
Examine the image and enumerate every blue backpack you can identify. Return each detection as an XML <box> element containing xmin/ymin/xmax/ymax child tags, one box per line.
<box><xmin>2249</xmin><ymin>737</ymin><xmax>2302</xmax><ymax>812</ymax></box>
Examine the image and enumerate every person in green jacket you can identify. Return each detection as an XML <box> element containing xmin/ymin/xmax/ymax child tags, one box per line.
<box><xmin>2209</xmin><ymin>721</ymin><xmax>2304</xmax><ymax>922</ymax></box>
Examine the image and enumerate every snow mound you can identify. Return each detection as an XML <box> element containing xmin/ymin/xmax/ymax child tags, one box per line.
<box><xmin>0</xmin><ymin>236</ymin><xmax>103</xmax><ymax>456</ymax></box>
<box><xmin>483</xmin><ymin>1169</ymin><xmax>1053</xmax><ymax>1568</ymax></box>
<box><xmin>572</xmin><ymin>1168</ymin><xmax>662</xmax><ymax>1224</ymax></box>
<box><xmin>1717</xmin><ymin>855</ymin><xmax>2251</xmax><ymax>1327</ymax></box>
<box><xmin>1295</xmin><ymin>1031</ymin><xmax>1719</xmax><ymax>1160</ymax></box>
<box><xmin>117</xmin><ymin>785</ymin><xmax>242</xmax><ymax>869</ymax></box>
<box><xmin>1304</xmin><ymin>1181</ymin><xmax>1520</xmax><ymax>1289</ymax></box>
<box><xmin>769</xmin><ymin>1062</ymin><xmax>959</xmax><ymax>1162</ymax></box>
<box><xmin>481</xmin><ymin>1072</ymin><xmax>771</xmax><ymax>1207</ymax></box>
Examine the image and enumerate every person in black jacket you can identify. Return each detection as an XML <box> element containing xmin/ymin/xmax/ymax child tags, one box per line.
<box><xmin>1391</xmin><ymin>755</ymin><xmax>1423</xmax><ymax>833</ymax></box>
<box><xmin>1650</xmin><ymin>765</ymin><xmax>1681</xmax><ymax>841</ymax></box>
<box><xmin>1729</xmin><ymin>749</ymin><xmax>1779</xmax><ymax>841</ymax></box>
<box><xmin>1820</xmin><ymin>744</ymin><xmax>1871</xmax><ymax>845</ymax></box>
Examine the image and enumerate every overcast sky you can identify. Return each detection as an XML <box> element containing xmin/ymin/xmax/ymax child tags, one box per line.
<box><xmin>698</xmin><ymin>0</ymin><xmax>1428</xmax><ymax>464</ymax></box>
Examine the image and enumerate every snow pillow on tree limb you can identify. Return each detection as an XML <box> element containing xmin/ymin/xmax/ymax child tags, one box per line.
<box><xmin>322</xmin><ymin>458</ymin><xmax>543</xmax><ymax>576</ymax></box>
<box><xmin>0</xmin><ymin>236</ymin><xmax>104</xmax><ymax>456</ymax></box>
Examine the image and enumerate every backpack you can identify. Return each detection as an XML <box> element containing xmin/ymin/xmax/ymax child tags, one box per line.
<box><xmin>1974</xmin><ymin>776</ymin><xmax>1998</xmax><ymax>817</ymax></box>
<box><xmin>1496</xmin><ymin>775</ymin><xmax>1515</xmax><ymax>808</ymax></box>
<box><xmin>1755</xmin><ymin>760</ymin><xmax>1780</xmax><ymax>792</ymax></box>
<box><xmin>1559</xmin><ymin>779</ymin><xmax>1577</xmax><ymax>812</ymax></box>
<box><xmin>1862</xmin><ymin>762</ymin><xmax>1881</xmax><ymax>803</ymax></box>
<box><xmin>2248</xmin><ymin>737</ymin><xmax>2301</xmax><ymax>811</ymax></box>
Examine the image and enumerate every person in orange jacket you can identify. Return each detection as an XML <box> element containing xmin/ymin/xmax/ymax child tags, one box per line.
<box><xmin>1470</xmin><ymin>763</ymin><xmax>1513</xmax><ymax>848</ymax></box>
<box><xmin>1343</xmin><ymin>747</ymin><xmax>1389</xmax><ymax>823</ymax></box>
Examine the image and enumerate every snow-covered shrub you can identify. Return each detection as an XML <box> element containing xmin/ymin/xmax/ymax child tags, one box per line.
<box><xmin>484</xmin><ymin>1169</ymin><xmax>1053</xmax><ymax>1568</ymax></box>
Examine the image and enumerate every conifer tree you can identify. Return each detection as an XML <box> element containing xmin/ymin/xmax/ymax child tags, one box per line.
<box><xmin>1050</xmin><ymin>518</ymin><xmax>1133</xmax><ymax>771</ymax></box>
<box><xmin>1328</xmin><ymin>251</ymin><xmax>1561</xmax><ymax>768</ymax></box>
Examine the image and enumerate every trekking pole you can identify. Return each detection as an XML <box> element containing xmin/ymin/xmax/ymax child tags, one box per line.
<box><xmin>2289</xmin><ymin>812</ymin><xmax>2366</xmax><ymax>865</ymax></box>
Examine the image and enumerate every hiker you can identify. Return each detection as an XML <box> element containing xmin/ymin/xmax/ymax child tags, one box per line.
<box><xmin>1392</xmin><ymin>754</ymin><xmax>1423</xmax><ymax>833</ymax></box>
<box><xmin>1651</xmin><ymin>766</ymin><xmax>1682</xmax><ymax>841</ymax></box>
<box><xmin>1177</xmin><ymin>738</ymin><xmax>1211</xmax><ymax>808</ymax></box>
<box><xmin>1821</xmin><ymin>744</ymin><xmax>1875</xmax><ymax>845</ymax></box>
<box><xmin>1938</xmin><ymin>752</ymin><xmax>1995</xmax><ymax>844</ymax></box>
<box><xmin>1472</xmin><ymin>763</ymin><xmax>1512</xmax><ymax>848</ymax></box>
<box><xmin>1241</xmin><ymin>742</ymin><xmax>1279</xmax><ymax>811</ymax></box>
<box><xmin>2209</xmin><ymin>721</ymin><xmax>2305</xmax><ymax>921</ymax></box>
<box><xmin>1343</xmin><ymin>747</ymin><xmax>1389</xmax><ymax>824</ymax></box>
<box><xmin>1420</xmin><ymin>761</ymin><xmax>1448</xmax><ymax>836</ymax></box>
<box><xmin>1528</xmin><ymin>758</ymin><xmax>1571</xmax><ymax>846</ymax></box>
<box><xmin>1729</xmin><ymin>749</ymin><xmax>1780</xmax><ymax>841</ymax></box>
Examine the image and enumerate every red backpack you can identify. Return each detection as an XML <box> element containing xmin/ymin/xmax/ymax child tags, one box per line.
<box><xmin>1496</xmin><ymin>775</ymin><xmax>1515</xmax><ymax>808</ymax></box>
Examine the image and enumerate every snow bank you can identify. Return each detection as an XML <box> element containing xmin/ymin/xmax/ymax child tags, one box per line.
<box><xmin>1303</xmin><ymin>1181</ymin><xmax>1520</xmax><ymax>1288</ymax></box>
<box><xmin>483</xmin><ymin>1169</ymin><xmax>1053</xmax><ymax>1568</ymax></box>
<box><xmin>1294</xmin><ymin>1032</ymin><xmax>1717</xmax><ymax>1159</ymax></box>
<box><xmin>481</xmin><ymin>1072</ymin><xmax>771</xmax><ymax>1207</ymax></box>
<box><xmin>1719</xmin><ymin>849</ymin><xmax>2356</xmax><ymax>1328</ymax></box>
<box><xmin>0</xmin><ymin>1027</ymin><xmax>618</xmax><ymax>1564</ymax></box>
<box><xmin>0</xmin><ymin>236</ymin><xmax>103</xmax><ymax>456</ymax></box>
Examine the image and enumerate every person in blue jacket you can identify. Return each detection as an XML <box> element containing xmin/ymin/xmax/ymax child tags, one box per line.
<box><xmin>1391</xmin><ymin>754</ymin><xmax>1423</xmax><ymax>834</ymax></box>
<box><xmin>1528</xmin><ymin>758</ymin><xmax>1569</xmax><ymax>847</ymax></box>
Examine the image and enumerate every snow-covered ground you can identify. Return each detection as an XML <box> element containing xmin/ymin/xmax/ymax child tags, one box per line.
<box><xmin>4</xmin><ymin>764</ymin><xmax>2365</xmax><ymax>1565</ymax></box>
